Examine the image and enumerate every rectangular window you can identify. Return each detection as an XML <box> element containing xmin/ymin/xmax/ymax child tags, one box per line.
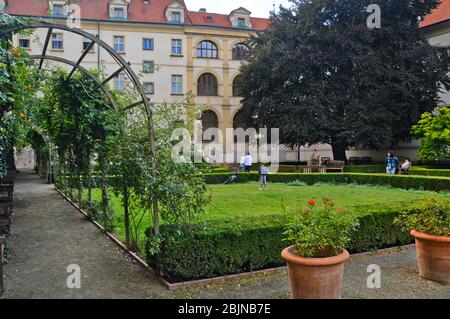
<box><xmin>19</xmin><ymin>38</ymin><xmax>30</xmax><ymax>49</ymax></box>
<box><xmin>82</xmin><ymin>37</ymin><xmax>94</xmax><ymax>52</ymax></box>
<box><xmin>51</xmin><ymin>33</ymin><xmax>63</xmax><ymax>50</ymax></box>
<box><xmin>238</xmin><ymin>18</ymin><xmax>246</xmax><ymax>27</ymax></box>
<box><xmin>52</xmin><ymin>4</ymin><xmax>65</xmax><ymax>16</ymax></box>
<box><xmin>142</xmin><ymin>38</ymin><xmax>154</xmax><ymax>51</ymax></box>
<box><xmin>171</xmin><ymin>11</ymin><xmax>181</xmax><ymax>23</ymax></box>
<box><xmin>143</xmin><ymin>61</ymin><xmax>155</xmax><ymax>73</ymax></box>
<box><xmin>113</xmin><ymin>36</ymin><xmax>125</xmax><ymax>53</ymax></box>
<box><xmin>114</xmin><ymin>73</ymin><xmax>125</xmax><ymax>92</ymax></box>
<box><xmin>144</xmin><ymin>82</ymin><xmax>154</xmax><ymax>95</ymax></box>
<box><xmin>171</xmin><ymin>39</ymin><xmax>182</xmax><ymax>56</ymax></box>
<box><xmin>171</xmin><ymin>75</ymin><xmax>183</xmax><ymax>95</ymax></box>
<box><xmin>113</xmin><ymin>7</ymin><xmax>124</xmax><ymax>18</ymax></box>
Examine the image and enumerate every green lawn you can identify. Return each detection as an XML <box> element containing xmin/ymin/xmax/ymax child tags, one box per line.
<box><xmin>81</xmin><ymin>183</ymin><xmax>444</xmax><ymax>249</ymax></box>
<box><xmin>204</xmin><ymin>183</ymin><xmax>438</xmax><ymax>220</ymax></box>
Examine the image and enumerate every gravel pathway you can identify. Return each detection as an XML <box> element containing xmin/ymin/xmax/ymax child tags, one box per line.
<box><xmin>1</xmin><ymin>170</ymin><xmax>449</xmax><ymax>299</ymax></box>
<box><xmin>1</xmin><ymin>170</ymin><xmax>171</xmax><ymax>299</ymax></box>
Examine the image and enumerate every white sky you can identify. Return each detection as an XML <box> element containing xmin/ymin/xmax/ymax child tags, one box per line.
<box><xmin>184</xmin><ymin>0</ymin><xmax>293</xmax><ymax>18</ymax></box>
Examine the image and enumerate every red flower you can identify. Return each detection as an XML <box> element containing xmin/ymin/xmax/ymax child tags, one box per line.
<box><xmin>308</xmin><ymin>200</ymin><xmax>316</xmax><ymax>206</ymax></box>
<box><xmin>324</xmin><ymin>196</ymin><xmax>331</xmax><ymax>201</ymax></box>
<box><xmin>330</xmin><ymin>202</ymin><xmax>335</xmax><ymax>207</ymax></box>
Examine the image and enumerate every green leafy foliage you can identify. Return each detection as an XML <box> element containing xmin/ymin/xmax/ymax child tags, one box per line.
<box><xmin>283</xmin><ymin>198</ymin><xmax>359</xmax><ymax>257</ymax></box>
<box><xmin>412</xmin><ymin>106</ymin><xmax>450</xmax><ymax>161</ymax></box>
<box><xmin>203</xmin><ymin>173</ymin><xmax>450</xmax><ymax>191</ymax></box>
<box><xmin>395</xmin><ymin>196</ymin><xmax>450</xmax><ymax>237</ymax></box>
<box><xmin>239</xmin><ymin>0</ymin><xmax>448</xmax><ymax>160</ymax></box>
<box><xmin>147</xmin><ymin>204</ymin><xmax>414</xmax><ymax>282</ymax></box>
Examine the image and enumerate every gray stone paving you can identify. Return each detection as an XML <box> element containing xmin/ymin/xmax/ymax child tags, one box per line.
<box><xmin>1</xmin><ymin>170</ymin><xmax>449</xmax><ymax>299</ymax></box>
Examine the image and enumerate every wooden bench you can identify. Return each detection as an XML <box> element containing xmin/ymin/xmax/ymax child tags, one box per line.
<box><xmin>0</xmin><ymin>202</ymin><xmax>11</xmax><ymax>222</ymax></box>
<box><xmin>0</xmin><ymin>219</ymin><xmax>9</xmax><ymax>236</ymax></box>
<box><xmin>325</xmin><ymin>160</ymin><xmax>345</xmax><ymax>173</ymax></box>
<box><xmin>0</xmin><ymin>235</ymin><xmax>5</xmax><ymax>296</ymax></box>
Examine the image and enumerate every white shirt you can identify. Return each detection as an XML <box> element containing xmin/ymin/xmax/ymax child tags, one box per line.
<box><xmin>244</xmin><ymin>155</ymin><xmax>253</xmax><ymax>166</ymax></box>
<box><xmin>401</xmin><ymin>161</ymin><xmax>411</xmax><ymax>170</ymax></box>
<box><xmin>240</xmin><ymin>156</ymin><xmax>245</xmax><ymax>165</ymax></box>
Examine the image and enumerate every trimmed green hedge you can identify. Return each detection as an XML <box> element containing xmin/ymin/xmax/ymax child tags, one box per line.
<box><xmin>409</xmin><ymin>168</ymin><xmax>450</xmax><ymax>177</ymax></box>
<box><xmin>148</xmin><ymin>203</ymin><xmax>415</xmax><ymax>283</ymax></box>
<box><xmin>204</xmin><ymin>172</ymin><xmax>450</xmax><ymax>191</ymax></box>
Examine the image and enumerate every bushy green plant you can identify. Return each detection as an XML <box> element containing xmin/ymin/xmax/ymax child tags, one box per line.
<box><xmin>283</xmin><ymin>197</ymin><xmax>359</xmax><ymax>257</ymax></box>
<box><xmin>203</xmin><ymin>173</ymin><xmax>450</xmax><ymax>191</ymax></box>
<box><xmin>395</xmin><ymin>196</ymin><xmax>450</xmax><ymax>237</ymax></box>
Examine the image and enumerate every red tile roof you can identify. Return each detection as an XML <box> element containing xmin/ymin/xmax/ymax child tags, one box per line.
<box><xmin>420</xmin><ymin>0</ymin><xmax>450</xmax><ymax>28</ymax></box>
<box><xmin>4</xmin><ymin>0</ymin><xmax>269</xmax><ymax>30</ymax></box>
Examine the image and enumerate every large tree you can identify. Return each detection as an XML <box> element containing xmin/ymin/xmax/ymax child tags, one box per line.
<box><xmin>239</xmin><ymin>0</ymin><xmax>450</xmax><ymax>160</ymax></box>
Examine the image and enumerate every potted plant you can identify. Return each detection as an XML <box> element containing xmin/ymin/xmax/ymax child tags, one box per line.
<box><xmin>395</xmin><ymin>196</ymin><xmax>450</xmax><ymax>283</ymax></box>
<box><xmin>282</xmin><ymin>197</ymin><xmax>358</xmax><ymax>299</ymax></box>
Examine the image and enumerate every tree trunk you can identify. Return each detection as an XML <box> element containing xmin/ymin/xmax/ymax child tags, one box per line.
<box><xmin>123</xmin><ymin>186</ymin><xmax>130</xmax><ymax>248</ymax></box>
<box><xmin>331</xmin><ymin>142</ymin><xmax>348</xmax><ymax>162</ymax></box>
<box><xmin>98</xmin><ymin>149</ymin><xmax>110</xmax><ymax>230</ymax></box>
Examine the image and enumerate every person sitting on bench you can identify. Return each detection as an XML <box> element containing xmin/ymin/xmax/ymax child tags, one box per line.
<box><xmin>400</xmin><ymin>158</ymin><xmax>411</xmax><ymax>174</ymax></box>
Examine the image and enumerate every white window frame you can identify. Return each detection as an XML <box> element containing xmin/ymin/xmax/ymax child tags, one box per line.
<box><xmin>171</xmin><ymin>75</ymin><xmax>183</xmax><ymax>95</ymax></box>
<box><xmin>144</xmin><ymin>82</ymin><xmax>155</xmax><ymax>95</ymax></box>
<box><xmin>114</xmin><ymin>73</ymin><xmax>125</xmax><ymax>91</ymax></box>
<box><xmin>171</xmin><ymin>39</ymin><xmax>182</xmax><ymax>56</ymax></box>
<box><xmin>113</xmin><ymin>35</ymin><xmax>125</xmax><ymax>53</ymax></box>
<box><xmin>51</xmin><ymin>33</ymin><xmax>63</xmax><ymax>50</ymax></box>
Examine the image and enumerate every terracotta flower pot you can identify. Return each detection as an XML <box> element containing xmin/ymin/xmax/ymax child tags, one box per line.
<box><xmin>411</xmin><ymin>230</ymin><xmax>450</xmax><ymax>284</ymax></box>
<box><xmin>281</xmin><ymin>246</ymin><xmax>350</xmax><ymax>299</ymax></box>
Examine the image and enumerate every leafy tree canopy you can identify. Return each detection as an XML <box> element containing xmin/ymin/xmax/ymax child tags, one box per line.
<box><xmin>412</xmin><ymin>106</ymin><xmax>450</xmax><ymax>161</ymax></box>
<box><xmin>239</xmin><ymin>0</ymin><xmax>449</xmax><ymax>160</ymax></box>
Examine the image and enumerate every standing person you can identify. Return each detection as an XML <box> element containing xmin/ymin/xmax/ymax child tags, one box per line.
<box><xmin>244</xmin><ymin>152</ymin><xmax>253</xmax><ymax>172</ymax></box>
<box><xmin>385</xmin><ymin>152</ymin><xmax>399</xmax><ymax>174</ymax></box>
<box><xmin>239</xmin><ymin>155</ymin><xmax>245</xmax><ymax>171</ymax></box>
<box><xmin>259</xmin><ymin>163</ymin><xmax>269</xmax><ymax>190</ymax></box>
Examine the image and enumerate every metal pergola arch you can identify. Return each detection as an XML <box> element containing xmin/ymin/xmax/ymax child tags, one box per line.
<box><xmin>0</xmin><ymin>20</ymin><xmax>161</xmax><ymax>234</ymax></box>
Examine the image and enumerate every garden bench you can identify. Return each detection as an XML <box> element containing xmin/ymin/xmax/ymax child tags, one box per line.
<box><xmin>0</xmin><ymin>219</ymin><xmax>9</xmax><ymax>236</ymax></box>
<box><xmin>302</xmin><ymin>165</ymin><xmax>326</xmax><ymax>173</ymax></box>
<box><xmin>325</xmin><ymin>160</ymin><xmax>345</xmax><ymax>172</ymax></box>
<box><xmin>0</xmin><ymin>203</ymin><xmax>11</xmax><ymax>222</ymax></box>
<box><xmin>0</xmin><ymin>185</ymin><xmax>13</xmax><ymax>197</ymax></box>
<box><xmin>0</xmin><ymin>235</ymin><xmax>5</xmax><ymax>296</ymax></box>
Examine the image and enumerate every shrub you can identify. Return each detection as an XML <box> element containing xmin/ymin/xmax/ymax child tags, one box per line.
<box><xmin>409</xmin><ymin>167</ymin><xmax>450</xmax><ymax>177</ymax></box>
<box><xmin>284</xmin><ymin>197</ymin><xmax>359</xmax><ymax>257</ymax></box>
<box><xmin>147</xmin><ymin>204</ymin><xmax>414</xmax><ymax>283</ymax></box>
<box><xmin>394</xmin><ymin>196</ymin><xmax>450</xmax><ymax>237</ymax></box>
<box><xmin>204</xmin><ymin>173</ymin><xmax>450</xmax><ymax>192</ymax></box>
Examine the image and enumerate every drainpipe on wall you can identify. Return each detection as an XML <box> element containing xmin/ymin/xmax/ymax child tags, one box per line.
<box><xmin>97</xmin><ymin>20</ymin><xmax>100</xmax><ymax>69</ymax></box>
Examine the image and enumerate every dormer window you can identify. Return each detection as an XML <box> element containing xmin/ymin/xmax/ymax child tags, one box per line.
<box><xmin>53</xmin><ymin>4</ymin><xmax>64</xmax><ymax>16</ymax></box>
<box><xmin>171</xmin><ymin>11</ymin><xmax>181</xmax><ymax>23</ymax></box>
<box><xmin>229</xmin><ymin>7</ymin><xmax>252</xmax><ymax>29</ymax></box>
<box><xmin>113</xmin><ymin>7</ymin><xmax>124</xmax><ymax>18</ymax></box>
<box><xmin>49</xmin><ymin>1</ymin><xmax>68</xmax><ymax>17</ymax></box>
<box><xmin>165</xmin><ymin>1</ymin><xmax>185</xmax><ymax>24</ymax></box>
<box><xmin>0</xmin><ymin>0</ymin><xmax>7</xmax><ymax>14</ymax></box>
<box><xmin>109</xmin><ymin>0</ymin><xmax>129</xmax><ymax>20</ymax></box>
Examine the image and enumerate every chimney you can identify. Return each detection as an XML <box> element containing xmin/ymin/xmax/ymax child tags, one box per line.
<box><xmin>199</xmin><ymin>8</ymin><xmax>206</xmax><ymax>12</ymax></box>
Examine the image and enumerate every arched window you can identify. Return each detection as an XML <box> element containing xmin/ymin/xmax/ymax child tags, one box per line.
<box><xmin>197</xmin><ymin>73</ymin><xmax>218</xmax><ymax>96</ymax></box>
<box><xmin>197</xmin><ymin>40</ymin><xmax>218</xmax><ymax>59</ymax></box>
<box><xmin>232</xmin><ymin>75</ymin><xmax>243</xmax><ymax>97</ymax></box>
<box><xmin>233</xmin><ymin>110</ymin><xmax>247</xmax><ymax>130</ymax></box>
<box><xmin>232</xmin><ymin>43</ymin><xmax>250</xmax><ymax>60</ymax></box>
<box><xmin>201</xmin><ymin>110</ymin><xmax>219</xmax><ymax>141</ymax></box>
<box><xmin>233</xmin><ymin>110</ymin><xmax>248</xmax><ymax>144</ymax></box>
